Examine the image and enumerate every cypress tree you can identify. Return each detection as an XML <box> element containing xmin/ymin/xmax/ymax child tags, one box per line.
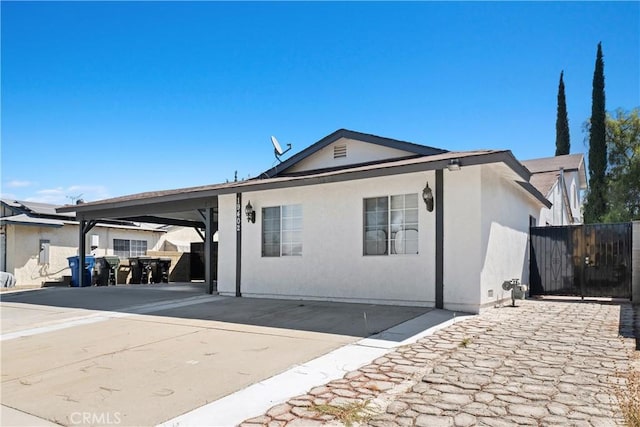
<box><xmin>585</xmin><ymin>42</ymin><xmax>607</xmax><ymax>223</ymax></box>
<box><xmin>555</xmin><ymin>71</ymin><xmax>570</xmax><ymax>156</ymax></box>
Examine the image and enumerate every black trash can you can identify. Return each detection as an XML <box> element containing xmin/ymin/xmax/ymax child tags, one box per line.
<box><xmin>150</xmin><ymin>258</ymin><xmax>171</xmax><ymax>284</ymax></box>
<box><xmin>93</xmin><ymin>257</ymin><xmax>110</xmax><ymax>286</ymax></box>
<box><xmin>129</xmin><ymin>257</ymin><xmax>153</xmax><ymax>284</ymax></box>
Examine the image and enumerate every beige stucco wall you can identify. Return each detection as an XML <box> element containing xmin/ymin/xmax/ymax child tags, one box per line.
<box><xmin>86</xmin><ymin>227</ymin><xmax>164</xmax><ymax>257</ymax></box>
<box><xmin>157</xmin><ymin>227</ymin><xmax>202</xmax><ymax>252</ymax></box>
<box><xmin>4</xmin><ymin>223</ymin><xmax>164</xmax><ymax>286</ymax></box>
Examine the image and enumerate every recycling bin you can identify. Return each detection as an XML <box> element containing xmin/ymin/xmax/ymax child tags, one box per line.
<box><xmin>150</xmin><ymin>258</ymin><xmax>171</xmax><ymax>284</ymax></box>
<box><xmin>67</xmin><ymin>255</ymin><xmax>95</xmax><ymax>287</ymax></box>
<box><xmin>129</xmin><ymin>257</ymin><xmax>153</xmax><ymax>284</ymax></box>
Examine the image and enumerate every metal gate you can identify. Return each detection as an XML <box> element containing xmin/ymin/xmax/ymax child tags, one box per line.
<box><xmin>529</xmin><ymin>223</ymin><xmax>632</xmax><ymax>298</ymax></box>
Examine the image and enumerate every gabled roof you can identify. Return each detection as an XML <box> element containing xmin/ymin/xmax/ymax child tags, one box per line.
<box><xmin>521</xmin><ymin>153</ymin><xmax>588</xmax><ymax>192</ymax></box>
<box><xmin>521</xmin><ymin>153</ymin><xmax>584</xmax><ymax>173</ymax></box>
<box><xmin>261</xmin><ymin>128</ymin><xmax>448</xmax><ymax>178</ymax></box>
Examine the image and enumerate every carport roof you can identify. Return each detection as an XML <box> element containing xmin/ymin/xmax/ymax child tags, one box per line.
<box><xmin>58</xmin><ymin>148</ymin><xmax>550</xmax><ymax>219</ymax></box>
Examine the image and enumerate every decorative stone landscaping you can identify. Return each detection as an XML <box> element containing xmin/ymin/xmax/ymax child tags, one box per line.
<box><xmin>240</xmin><ymin>300</ymin><xmax>637</xmax><ymax>427</ymax></box>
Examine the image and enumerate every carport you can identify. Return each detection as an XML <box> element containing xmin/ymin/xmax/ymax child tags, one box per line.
<box><xmin>57</xmin><ymin>185</ymin><xmax>225</xmax><ymax>292</ymax></box>
<box><xmin>57</xmin><ymin>177</ymin><xmax>338</xmax><ymax>295</ymax></box>
<box><xmin>57</xmin><ymin>178</ymin><xmax>326</xmax><ymax>294</ymax></box>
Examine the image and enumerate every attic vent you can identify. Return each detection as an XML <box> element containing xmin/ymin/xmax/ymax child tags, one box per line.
<box><xmin>334</xmin><ymin>145</ymin><xmax>347</xmax><ymax>159</ymax></box>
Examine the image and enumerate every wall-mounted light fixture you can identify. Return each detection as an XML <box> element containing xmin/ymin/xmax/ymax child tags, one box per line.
<box><xmin>245</xmin><ymin>201</ymin><xmax>256</xmax><ymax>223</ymax></box>
<box><xmin>422</xmin><ymin>181</ymin><xmax>434</xmax><ymax>212</ymax></box>
<box><xmin>447</xmin><ymin>159</ymin><xmax>461</xmax><ymax>171</ymax></box>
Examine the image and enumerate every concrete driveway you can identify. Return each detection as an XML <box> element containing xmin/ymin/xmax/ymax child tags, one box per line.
<box><xmin>1</xmin><ymin>285</ymin><xmax>431</xmax><ymax>426</ymax></box>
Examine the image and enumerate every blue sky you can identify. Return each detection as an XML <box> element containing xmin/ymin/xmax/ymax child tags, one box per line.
<box><xmin>2</xmin><ymin>1</ymin><xmax>639</xmax><ymax>205</ymax></box>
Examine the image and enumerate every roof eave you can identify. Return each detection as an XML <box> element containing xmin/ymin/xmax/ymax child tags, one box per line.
<box><xmin>516</xmin><ymin>181</ymin><xmax>553</xmax><ymax>209</ymax></box>
<box><xmin>58</xmin><ymin>150</ymin><xmax>534</xmax><ymax>217</ymax></box>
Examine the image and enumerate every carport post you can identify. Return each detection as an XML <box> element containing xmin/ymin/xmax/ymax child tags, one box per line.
<box><xmin>235</xmin><ymin>193</ymin><xmax>242</xmax><ymax>297</ymax></box>
<box><xmin>78</xmin><ymin>218</ymin><xmax>86</xmax><ymax>287</ymax></box>
<box><xmin>435</xmin><ymin>169</ymin><xmax>444</xmax><ymax>309</ymax></box>
<box><xmin>204</xmin><ymin>207</ymin><xmax>217</xmax><ymax>294</ymax></box>
<box><xmin>77</xmin><ymin>217</ymin><xmax>97</xmax><ymax>287</ymax></box>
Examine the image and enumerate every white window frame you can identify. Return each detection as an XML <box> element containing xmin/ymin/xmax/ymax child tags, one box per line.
<box><xmin>262</xmin><ymin>204</ymin><xmax>303</xmax><ymax>257</ymax></box>
<box><xmin>113</xmin><ymin>239</ymin><xmax>147</xmax><ymax>258</ymax></box>
<box><xmin>363</xmin><ymin>194</ymin><xmax>419</xmax><ymax>256</ymax></box>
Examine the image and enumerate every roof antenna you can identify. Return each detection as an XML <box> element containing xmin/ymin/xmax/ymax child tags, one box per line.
<box><xmin>66</xmin><ymin>193</ymin><xmax>83</xmax><ymax>205</ymax></box>
<box><xmin>271</xmin><ymin>135</ymin><xmax>292</xmax><ymax>163</ymax></box>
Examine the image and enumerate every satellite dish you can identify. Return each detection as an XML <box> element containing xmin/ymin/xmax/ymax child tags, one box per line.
<box><xmin>271</xmin><ymin>136</ymin><xmax>284</xmax><ymax>156</ymax></box>
<box><xmin>271</xmin><ymin>135</ymin><xmax>292</xmax><ymax>162</ymax></box>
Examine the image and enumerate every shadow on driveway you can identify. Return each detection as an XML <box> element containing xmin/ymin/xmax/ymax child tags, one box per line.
<box><xmin>0</xmin><ymin>284</ymin><xmax>432</xmax><ymax>338</ymax></box>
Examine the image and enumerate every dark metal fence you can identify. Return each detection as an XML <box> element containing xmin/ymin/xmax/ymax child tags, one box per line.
<box><xmin>530</xmin><ymin>223</ymin><xmax>632</xmax><ymax>299</ymax></box>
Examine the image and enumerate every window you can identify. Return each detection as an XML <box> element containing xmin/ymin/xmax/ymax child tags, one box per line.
<box><xmin>364</xmin><ymin>194</ymin><xmax>419</xmax><ymax>256</ymax></box>
<box><xmin>262</xmin><ymin>204</ymin><xmax>302</xmax><ymax>257</ymax></box>
<box><xmin>113</xmin><ymin>239</ymin><xmax>147</xmax><ymax>258</ymax></box>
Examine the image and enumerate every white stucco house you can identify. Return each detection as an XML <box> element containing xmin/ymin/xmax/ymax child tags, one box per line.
<box><xmin>521</xmin><ymin>154</ymin><xmax>588</xmax><ymax>226</ymax></box>
<box><xmin>0</xmin><ymin>200</ymin><xmax>198</xmax><ymax>286</ymax></box>
<box><xmin>59</xmin><ymin>129</ymin><xmax>551</xmax><ymax>313</ymax></box>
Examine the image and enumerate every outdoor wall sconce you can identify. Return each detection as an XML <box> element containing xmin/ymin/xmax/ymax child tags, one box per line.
<box><xmin>245</xmin><ymin>201</ymin><xmax>256</xmax><ymax>223</ymax></box>
<box><xmin>422</xmin><ymin>182</ymin><xmax>434</xmax><ymax>212</ymax></box>
<box><xmin>447</xmin><ymin>159</ymin><xmax>461</xmax><ymax>171</ymax></box>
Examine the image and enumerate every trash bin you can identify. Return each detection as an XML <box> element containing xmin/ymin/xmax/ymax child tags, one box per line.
<box><xmin>103</xmin><ymin>256</ymin><xmax>120</xmax><ymax>286</ymax></box>
<box><xmin>93</xmin><ymin>256</ymin><xmax>121</xmax><ymax>286</ymax></box>
<box><xmin>93</xmin><ymin>257</ymin><xmax>110</xmax><ymax>286</ymax></box>
<box><xmin>67</xmin><ymin>255</ymin><xmax>95</xmax><ymax>287</ymax></box>
<box><xmin>150</xmin><ymin>258</ymin><xmax>171</xmax><ymax>284</ymax></box>
<box><xmin>129</xmin><ymin>257</ymin><xmax>153</xmax><ymax>284</ymax></box>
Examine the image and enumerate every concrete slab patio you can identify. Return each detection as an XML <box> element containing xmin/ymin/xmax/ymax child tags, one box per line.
<box><xmin>0</xmin><ymin>285</ymin><xmax>432</xmax><ymax>426</ymax></box>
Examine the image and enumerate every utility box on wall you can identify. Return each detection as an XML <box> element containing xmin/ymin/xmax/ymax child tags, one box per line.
<box><xmin>39</xmin><ymin>240</ymin><xmax>50</xmax><ymax>265</ymax></box>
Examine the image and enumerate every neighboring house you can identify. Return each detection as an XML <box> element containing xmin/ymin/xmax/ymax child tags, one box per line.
<box><xmin>0</xmin><ymin>200</ymin><xmax>192</xmax><ymax>286</ymax></box>
<box><xmin>60</xmin><ymin>129</ymin><xmax>551</xmax><ymax>313</ymax></box>
<box><xmin>521</xmin><ymin>154</ymin><xmax>588</xmax><ymax>226</ymax></box>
